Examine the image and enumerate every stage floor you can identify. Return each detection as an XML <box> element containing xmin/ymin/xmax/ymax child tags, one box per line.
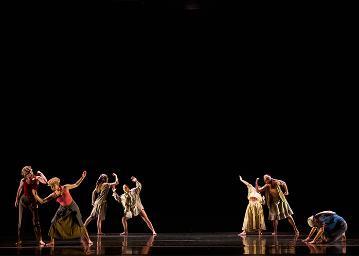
<box><xmin>0</xmin><ymin>233</ymin><xmax>357</xmax><ymax>255</ymax></box>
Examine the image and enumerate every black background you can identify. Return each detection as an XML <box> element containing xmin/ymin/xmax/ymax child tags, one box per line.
<box><xmin>1</xmin><ymin>0</ymin><xmax>358</xmax><ymax>242</ymax></box>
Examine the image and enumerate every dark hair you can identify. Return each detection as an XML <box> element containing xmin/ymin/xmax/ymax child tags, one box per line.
<box><xmin>95</xmin><ymin>174</ymin><xmax>108</xmax><ymax>192</ymax></box>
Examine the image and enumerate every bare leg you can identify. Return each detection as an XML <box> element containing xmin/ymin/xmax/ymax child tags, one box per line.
<box><xmin>97</xmin><ymin>216</ymin><xmax>103</xmax><ymax>235</ymax></box>
<box><xmin>272</xmin><ymin>220</ymin><xmax>278</xmax><ymax>235</ymax></box>
<box><xmin>139</xmin><ymin>210</ymin><xmax>156</xmax><ymax>235</ymax></box>
<box><xmin>82</xmin><ymin>228</ymin><xmax>93</xmax><ymax>245</ymax></box>
<box><xmin>287</xmin><ymin>216</ymin><xmax>300</xmax><ymax>235</ymax></box>
<box><xmin>84</xmin><ymin>215</ymin><xmax>94</xmax><ymax>228</ymax></box>
<box><xmin>121</xmin><ymin>217</ymin><xmax>128</xmax><ymax>235</ymax></box>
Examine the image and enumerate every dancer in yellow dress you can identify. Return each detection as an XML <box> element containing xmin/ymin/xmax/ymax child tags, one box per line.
<box><xmin>238</xmin><ymin>176</ymin><xmax>266</xmax><ymax>236</ymax></box>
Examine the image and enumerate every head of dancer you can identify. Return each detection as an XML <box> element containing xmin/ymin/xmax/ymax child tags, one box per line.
<box><xmin>307</xmin><ymin>216</ymin><xmax>318</xmax><ymax>228</ymax></box>
<box><xmin>263</xmin><ymin>174</ymin><xmax>272</xmax><ymax>184</ymax></box>
<box><xmin>21</xmin><ymin>166</ymin><xmax>34</xmax><ymax>180</ymax></box>
<box><xmin>123</xmin><ymin>184</ymin><xmax>130</xmax><ymax>193</ymax></box>
<box><xmin>47</xmin><ymin>177</ymin><xmax>61</xmax><ymax>191</ymax></box>
<box><xmin>96</xmin><ymin>174</ymin><xmax>109</xmax><ymax>191</ymax></box>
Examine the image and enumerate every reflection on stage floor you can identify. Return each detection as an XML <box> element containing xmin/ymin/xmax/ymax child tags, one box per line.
<box><xmin>0</xmin><ymin>233</ymin><xmax>356</xmax><ymax>255</ymax></box>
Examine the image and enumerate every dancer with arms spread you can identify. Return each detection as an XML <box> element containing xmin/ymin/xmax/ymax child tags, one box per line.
<box><xmin>33</xmin><ymin>170</ymin><xmax>93</xmax><ymax>246</ymax></box>
<box><xmin>238</xmin><ymin>175</ymin><xmax>266</xmax><ymax>236</ymax></box>
<box><xmin>112</xmin><ymin>176</ymin><xmax>156</xmax><ymax>236</ymax></box>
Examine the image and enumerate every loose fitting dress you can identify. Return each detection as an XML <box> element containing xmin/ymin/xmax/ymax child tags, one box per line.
<box><xmin>112</xmin><ymin>180</ymin><xmax>144</xmax><ymax>219</ymax></box>
<box><xmin>89</xmin><ymin>184</ymin><xmax>110</xmax><ymax>221</ymax></box>
<box><xmin>242</xmin><ymin>184</ymin><xmax>266</xmax><ymax>232</ymax></box>
<box><xmin>264</xmin><ymin>181</ymin><xmax>294</xmax><ymax>221</ymax></box>
<box><xmin>49</xmin><ymin>186</ymin><xmax>85</xmax><ymax>240</ymax></box>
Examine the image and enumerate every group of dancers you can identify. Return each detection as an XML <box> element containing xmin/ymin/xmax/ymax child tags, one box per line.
<box><xmin>15</xmin><ymin>166</ymin><xmax>347</xmax><ymax>247</ymax></box>
<box><xmin>238</xmin><ymin>174</ymin><xmax>347</xmax><ymax>244</ymax></box>
<box><xmin>15</xmin><ymin>166</ymin><xmax>156</xmax><ymax>247</ymax></box>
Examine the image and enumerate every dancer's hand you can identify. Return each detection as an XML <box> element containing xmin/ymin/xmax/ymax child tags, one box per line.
<box><xmin>15</xmin><ymin>200</ymin><xmax>18</xmax><ymax>208</ymax></box>
<box><xmin>82</xmin><ymin>171</ymin><xmax>87</xmax><ymax>178</ymax></box>
<box><xmin>112</xmin><ymin>173</ymin><xmax>117</xmax><ymax>177</ymax></box>
<box><xmin>131</xmin><ymin>176</ymin><xmax>137</xmax><ymax>182</ymax></box>
<box><xmin>37</xmin><ymin>170</ymin><xmax>43</xmax><ymax>175</ymax></box>
<box><xmin>239</xmin><ymin>175</ymin><xmax>243</xmax><ymax>181</ymax></box>
<box><xmin>284</xmin><ymin>191</ymin><xmax>289</xmax><ymax>196</ymax></box>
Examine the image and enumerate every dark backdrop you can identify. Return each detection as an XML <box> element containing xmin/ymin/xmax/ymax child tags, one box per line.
<box><xmin>1</xmin><ymin>0</ymin><xmax>357</xmax><ymax>242</ymax></box>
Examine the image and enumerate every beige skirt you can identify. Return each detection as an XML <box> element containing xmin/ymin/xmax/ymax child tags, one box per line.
<box><xmin>268</xmin><ymin>199</ymin><xmax>294</xmax><ymax>221</ymax></box>
<box><xmin>242</xmin><ymin>201</ymin><xmax>266</xmax><ymax>232</ymax></box>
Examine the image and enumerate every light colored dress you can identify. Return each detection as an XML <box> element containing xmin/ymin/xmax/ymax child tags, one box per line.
<box><xmin>89</xmin><ymin>184</ymin><xmax>110</xmax><ymax>221</ymax></box>
<box><xmin>112</xmin><ymin>180</ymin><xmax>144</xmax><ymax>219</ymax></box>
<box><xmin>242</xmin><ymin>183</ymin><xmax>266</xmax><ymax>232</ymax></box>
<box><xmin>264</xmin><ymin>180</ymin><xmax>294</xmax><ymax>221</ymax></box>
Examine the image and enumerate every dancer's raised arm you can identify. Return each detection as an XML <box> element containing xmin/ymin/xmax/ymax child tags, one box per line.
<box><xmin>239</xmin><ymin>175</ymin><xmax>251</xmax><ymax>187</ymax></box>
<box><xmin>65</xmin><ymin>171</ymin><xmax>87</xmax><ymax>190</ymax></box>
<box><xmin>36</xmin><ymin>171</ymin><xmax>48</xmax><ymax>184</ymax></box>
<box><xmin>105</xmin><ymin>173</ymin><xmax>119</xmax><ymax>187</ymax></box>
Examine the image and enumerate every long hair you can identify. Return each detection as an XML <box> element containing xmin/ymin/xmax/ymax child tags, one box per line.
<box><xmin>96</xmin><ymin>174</ymin><xmax>108</xmax><ymax>192</ymax></box>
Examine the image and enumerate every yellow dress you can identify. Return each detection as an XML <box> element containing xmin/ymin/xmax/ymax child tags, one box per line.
<box><xmin>242</xmin><ymin>184</ymin><xmax>266</xmax><ymax>232</ymax></box>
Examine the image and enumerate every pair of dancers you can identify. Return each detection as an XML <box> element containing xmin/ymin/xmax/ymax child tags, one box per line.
<box><xmin>238</xmin><ymin>174</ymin><xmax>299</xmax><ymax>236</ymax></box>
<box><xmin>84</xmin><ymin>173</ymin><xmax>156</xmax><ymax>236</ymax></box>
<box><xmin>15</xmin><ymin>166</ymin><xmax>156</xmax><ymax>247</ymax></box>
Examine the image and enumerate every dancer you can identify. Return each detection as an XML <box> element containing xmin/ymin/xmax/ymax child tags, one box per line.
<box><xmin>256</xmin><ymin>174</ymin><xmax>299</xmax><ymax>235</ymax></box>
<box><xmin>15</xmin><ymin>166</ymin><xmax>47</xmax><ymax>246</ymax></box>
<box><xmin>238</xmin><ymin>175</ymin><xmax>266</xmax><ymax>236</ymax></box>
<box><xmin>303</xmin><ymin>211</ymin><xmax>347</xmax><ymax>244</ymax></box>
<box><xmin>32</xmin><ymin>171</ymin><xmax>93</xmax><ymax>246</ymax></box>
<box><xmin>84</xmin><ymin>173</ymin><xmax>119</xmax><ymax>234</ymax></box>
<box><xmin>112</xmin><ymin>176</ymin><xmax>156</xmax><ymax>235</ymax></box>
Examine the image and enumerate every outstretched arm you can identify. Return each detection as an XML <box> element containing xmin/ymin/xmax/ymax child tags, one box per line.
<box><xmin>105</xmin><ymin>173</ymin><xmax>119</xmax><ymax>187</ymax></box>
<box><xmin>32</xmin><ymin>190</ymin><xmax>54</xmax><ymax>204</ymax></box>
<box><xmin>36</xmin><ymin>171</ymin><xmax>48</xmax><ymax>184</ymax></box>
<box><xmin>15</xmin><ymin>179</ymin><xmax>24</xmax><ymax>207</ymax></box>
<box><xmin>65</xmin><ymin>171</ymin><xmax>87</xmax><ymax>190</ymax></box>
<box><xmin>256</xmin><ymin>178</ymin><xmax>269</xmax><ymax>193</ymax></box>
<box><xmin>239</xmin><ymin>175</ymin><xmax>251</xmax><ymax>187</ymax></box>
<box><xmin>131</xmin><ymin>176</ymin><xmax>142</xmax><ymax>194</ymax></box>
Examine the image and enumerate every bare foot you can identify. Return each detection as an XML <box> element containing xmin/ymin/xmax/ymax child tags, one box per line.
<box><xmin>120</xmin><ymin>232</ymin><xmax>128</xmax><ymax>236</ymax></box>
<box><xmin>15</xmin><ymin>241</ymin><xmax>22</xmax><ymax>246</ymax></box>
<box><xmin>272</xmin><ymin>232</ymin><xmax>277</xmax><ymax>236</ymax></box>
<box><xmin>39</xmin><ymin>240</ymin><xmax>46</xmax><ymax>246</ymax></box>
<box><xmin>258</xmin><ymin>230</ymin><xmax>263</xmax><ymax>236</ymax></box>
<box><xmin>239</xmin><ymin>231</ymin><xmax>246</xmax><ymax>236</ymax></box>
<box><xmin>152</xmin><ymin>232</ymin><xmax>157</xmax><ymax>236</ymax></box>
<box><xmin>46</xmin><ymin>241</ymin><xmax>55</xmax><ymax>247</ymax></box>
<box><xmin>87</xmin><ymin>240</ymin><xmax>93</xmax><ymax>245</ymax></box>
<box><xmin>97</xmin><ymin>232</ymin><xmax>104</xmax><ymax>235</ymax></box>
<box><xmin>342</xmin><ymin>233</ymin><xmax>346</xmax><ymax>242</ymax></box>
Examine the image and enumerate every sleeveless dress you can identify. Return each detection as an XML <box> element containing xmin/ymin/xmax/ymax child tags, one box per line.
<box><xmin>90</xmin><ymin>184</ymin><xmax>110</xmax><ymax>221</ymax></box>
